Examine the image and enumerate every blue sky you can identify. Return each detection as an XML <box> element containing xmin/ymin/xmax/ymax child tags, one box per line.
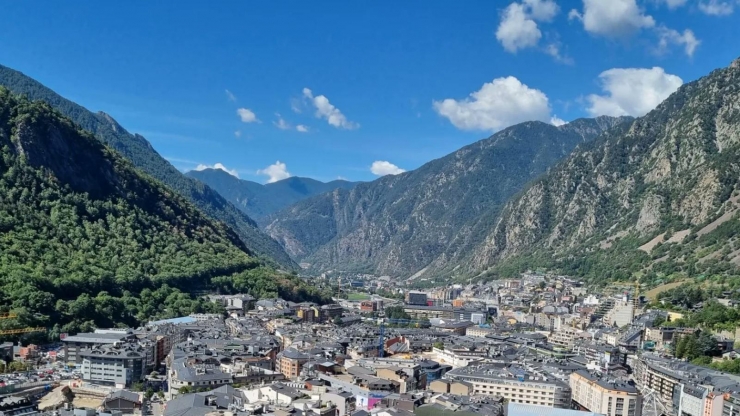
<box><xmin>1</xmin><ymin>0</ymin><xmax>739</xmax><ymax>183</ymax></box>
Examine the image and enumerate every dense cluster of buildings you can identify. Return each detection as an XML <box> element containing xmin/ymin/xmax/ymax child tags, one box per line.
<box><xmin>8</xmin><ymin>275</ymin><xmax>740</xmax><ymax>416</ymax></box>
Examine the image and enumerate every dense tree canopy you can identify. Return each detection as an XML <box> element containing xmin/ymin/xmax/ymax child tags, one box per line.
<box><xmin>0</xmin><ymin>88</ymin><xmax>328</xmax><ymax>341</ymax></box>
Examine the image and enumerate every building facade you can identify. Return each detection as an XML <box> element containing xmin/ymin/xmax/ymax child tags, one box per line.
<box><xmin>570</xmin><ymin>370</ymin><xmax>642</xmax><ymax>416</ymax></box>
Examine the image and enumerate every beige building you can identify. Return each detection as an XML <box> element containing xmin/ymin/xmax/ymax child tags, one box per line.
<box><xmin>445</xmin><ymin>366</ymin><xmax>571</xmax><ymax>408</ymax></box>
<box><xmin>430</xmin><ymin>379</ymin><xmax>474</xmax><ymax>395</ymax></box>
<box><xmin>548</xmin><ymin>326</ymin><xmax>583</xmax><ymax>351</ymax></box>
<box><xmin>570</xmin><ymin>370</ymin><xmax>642</xmax><ymax>416</ymax></box>
<box><xmin>466</xmin><ymin>326</ymin><xmax>494</xmax><ymax>338</ymax></box>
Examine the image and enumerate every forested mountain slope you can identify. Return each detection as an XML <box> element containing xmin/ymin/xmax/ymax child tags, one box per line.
<box><xmin>475</xmin><ymin>58</ymin><xmax>740</xmax><ymax>286</ymax></box>
<box><xmin>265</xmin><ymin>116</ymin><xmax>629</xmax><ymax>277</ymax></box>
<box><xmin>0</xmin><ymin>64</ymin><xmax>296</xmax><ymax>269</ymax></box>
<box><xmin>0</xmin><ymin>89</ymin><xmax>326</xmax><ymax>339</ymax></box>
<box><xmin>187</xmin><ymin>168</ymin><xmax>357</xmax><ymax>222</ymax></box>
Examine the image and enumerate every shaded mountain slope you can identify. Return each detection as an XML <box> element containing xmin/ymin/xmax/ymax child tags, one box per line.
<box><xmin>0</xmin><ymin>89</ymin><xmax>326</xmax><ymax>339</ymax></box>
<box><xmin>0</xmin><ymin>64</ymin><xmax>296</xmax><ymax>269</ymax></box>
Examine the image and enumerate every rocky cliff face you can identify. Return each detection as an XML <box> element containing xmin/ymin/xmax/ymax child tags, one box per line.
<box><xmin>470</xmin><ymin>58</ymin><xmax>740</xmax><ymax>281</ymax></box>
<box><xmin>266</xmin><ymin>116</ymin><xmax>630</xmax><ymax>277</ymax></box>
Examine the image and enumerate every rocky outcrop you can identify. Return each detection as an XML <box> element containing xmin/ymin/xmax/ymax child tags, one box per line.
<box><xmin>266</xmin><ymin>117</ymin><xmax>630</xmax><ymax>277</ymax></box>
<box><xmin>468</xmin><ymin>57</ymin><xmax>740</xmax><ymax>274</ymax></box>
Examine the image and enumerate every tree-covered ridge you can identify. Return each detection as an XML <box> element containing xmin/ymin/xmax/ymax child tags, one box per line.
<box><xmin>479</xmin><ymin>58</ymin><xmax>740</xmax><ymax>286</ymax></box>
<box><xmin>0</xmin><ymin>88</ymin><xmax>327</xmax><ymax>339</ymax></box>
<box><xmin>0</xmin><ymin>64</ymin><xmax>296</xmax><ymax>270</ymax></box>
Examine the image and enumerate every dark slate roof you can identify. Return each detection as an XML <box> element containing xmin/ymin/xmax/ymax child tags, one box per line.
<box><xmin>105</xmin><ymin>390</ymin><xmax>141</xmax><ymax>404</ymax></box>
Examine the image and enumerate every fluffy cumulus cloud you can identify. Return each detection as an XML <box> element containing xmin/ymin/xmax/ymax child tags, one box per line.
<box><xmin>496</xmin><ymin>0</ymin><xmax>561</xmax><ymax>55</ymax></box>
<box><xmin>656</xmin><ymin>27</ymin><xmax>700</xmax><ymax>57</ymax></box>
<box><xmin>370</xmin><ymin>161</ymin><xmax>406</xmax><ymax>176</ymax></box>
<box><xmin>496</xmin><ymin>3</ymin><xmax>542</xmax><ymax>52</ymax></box>
<box><xmin>257</xmin><ymin>161</ymin><xmax>291</xmax><ymax>183</ymax></box>
<box><xmin>302</xmin><ymin>88</ymin><xmax>359</xmax><ymax>129</ymax></box>
<box><xmin>195</xmin><ymin>162</ymin><xmax>239</xmax><ymax>178</ymax></box>
<box><xmin>698</xmin><ymin>0</ymin><xmax>735</xmax><ymax>15</ymax></box>
<box><xmin>586</xmin><ymin>67</ymin><xmax>683</xmax><ymax>117</ymax></box>
<box><xmin>296</xmin><ymin>124</ymin><xmax>309</xmax><ymax>133</ymax></box>
<box><xmin>237</xmin><ymin>108</ymin><xmax>259</xmax><ymax>123</ymax></box>
<box><xmin>570</xmin><ymin>0</ymin><xmax>655</xmax><ymax>38</ymax></box>
<box><xmin>433</xmin><ymin>76</ymin><xmax>551</xmax><ymax>131</ymax></box>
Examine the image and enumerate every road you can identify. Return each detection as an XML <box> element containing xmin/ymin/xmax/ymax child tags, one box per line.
<box><xmin>151</xmin><ymin>401</ymin><xmax>164</xmax><ymax>416</ymax></box>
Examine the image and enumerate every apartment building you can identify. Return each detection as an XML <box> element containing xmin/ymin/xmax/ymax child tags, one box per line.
<box><xmin>548</xmin><ymin>326</ymin><xmax>583</xmax><ymax>351</ymax></box>
<box><xmin>63</xmin><ymin>332</ymin><xmax>136</xmax><ymax>364</ymax></box>
<box><xmin>405</xmin><ymin>291</ymin><xmax>428</xmax><ymax>306</ymax></box>
<box><xmin>79</xmin><ymin>345</ymin><xmax>147</xmax><ymax>388</ymax></box>
<box><xmin>277</xmin><ymin>348</ymin><xmax>310</xmax><ymax>379</ymax></box>
<box><xmin>570</xmin><ymin>370</ymin><xmax>642</xmax><ymax>416</ymax></box>
<box><xmin>445</xmin><ymin>365</ymin><xmax>572</xmax><ymax>408</ymax></box>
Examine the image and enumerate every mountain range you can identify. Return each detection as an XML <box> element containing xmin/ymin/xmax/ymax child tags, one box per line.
<box><xmin>264</xmin><ymin>58</ymin><xmax>740</xmax><ymax>285</ymax></box>
<box><xmin>3</xmin><ymin>58</ymin><xmax>740</xmax><ymax>288</ymax></box>
<box><xmin>0</xmin><ymin>88</ymin><xmax>326</xmax><ymax>336</ymax></box>
<box><xmin>470</xmin><ymin>57</ymin><xmax>740</xmax><ymax>287</ymax></box>
<box><xmin>0</xmin><ymin>64</ymin><xmax>296</xmax><ymax>270</ymax></box>
<box><xmin>186</xmin><ymin>169</ymin><xmax>357</xmax><ymax>222</ymax></box>
<box><xmin>264</xmin><ymin>116</ymin><xmax>631</xmax><ymax>276</ymax></box>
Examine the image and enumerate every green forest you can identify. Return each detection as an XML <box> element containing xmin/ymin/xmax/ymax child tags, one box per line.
<box><xmin>0</xmin><ymin>88</ymin><xmax>328</xmax><ymax>341</ymax></box>
<box><xmin>0</xmin><ymin>64</ymin><xmax>296</xmax><ymax>270</ymax></box>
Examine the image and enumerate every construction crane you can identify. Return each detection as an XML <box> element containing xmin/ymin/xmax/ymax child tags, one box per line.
<box><xmin>377</xmin><ymin>318</ymin><xmax>431</xmax><ymax>358</ymax></box>
<box><xmin>0</xmin><ymin>312</ymin><xmax>46</xmax><ymax>336</ymax></box>
<box><xmin>0</xmin><ymin>327</ymin><xmax>45</xmax><ymax>336</ymax></box>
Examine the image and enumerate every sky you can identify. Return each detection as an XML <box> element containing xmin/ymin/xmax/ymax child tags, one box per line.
<box><xmin>1</xmin><ymin>1</ymin><xmax>739</xmax><ymax>183</ymax></box>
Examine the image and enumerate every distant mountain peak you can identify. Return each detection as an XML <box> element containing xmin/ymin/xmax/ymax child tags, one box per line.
<box><xmin>187</xmin><ymin>169</ymin><xmax>358</xmax><ymax>222</ymax></box>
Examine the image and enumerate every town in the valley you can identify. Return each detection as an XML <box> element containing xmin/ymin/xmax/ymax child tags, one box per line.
<box><xmin>1</xmin><ymin>272</ymin><xmax>736</xmax><ymax>416</ymax></box>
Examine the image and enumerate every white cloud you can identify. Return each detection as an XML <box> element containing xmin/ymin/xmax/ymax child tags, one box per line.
<box><xmin>550</xmin><ymin>116</ymin><xmax>567</xmax><ymax>126</ymax></box>
<box><xmin>544</xmin><ymin>43</ymin><xmax>573</xmax><ymax>64</ymax></box>
<box><xmin>659</xmin><ymin>0</ymin><xmax>688</xmax><ymax>8</ymax></box>
<box><xmin>296</xmin><ymin>124</ymin><xmax>309</xmax><ymax>133</ymax></box>
<box><xmin>433</xmin><ymin>76</ymin><xmax>551</xmax><ymax>131</ymax></box>
<box><xmin>257</xmin><ymin>161</ymin><xmax>292</xmax><ymax>183</ymax></box>
<box><xmin>656</xmin><ymin>27</ymin><xmax>700</xmax><ymax>57</ymax></box>
<box><xmin>234</xmin><ymin>130</ymin><xmax>242</xmax><ymax>138</ymax></box>
<box><xmin>237</xmin><ymin>108</ymin><xmax>259</xmax><ymax>123</ymax></box>
<box><xmin>302</xmin><ymin>88</ymin><xmax>359</xmax><ymax>129</ymax></box>
<box><xmin>698</xmin><ymin>0</ymin><xmax>734</xmax><ymax>15</ymax></box>
<box><xmin>586</xmin><ymin>67</ymin><xmax>683</xmax><ymax>117</ymax></box>
<box><xmin>496</xmin><ymin>0</ymin><xmax>559</xmax><ymax>54</ymax></box>
<box><xmin>573</xmin><ymin>0</ymin><xmax>655</xmax><ymax>38</ymax></box>
<box><xmin>274</xmin><ymin>114</ymin><xmax>291</xmax><ymax>130</ymax></box>
<box><xmin>195</xmin><ymin>162</ymin><xmax>240</xmax><ymax>178</ymax></box>
<box><xmin>523</xmin><ymin>0</ymin><xmax>559</xmax><ymax>21</ymax></box>
<box><xmin>496</xmin><ymin>3</ymin><xmax>542</xmax><ymax>52</ymax></box>
<box><xmin>371</xmin><ymin>161</ymin><xmax>406</xmax><ymax>176</ymax></box>
<box><xmin>225</xmin><ymin>89</ymin><xmax>237</xmax><ymax>102</ymax></box>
